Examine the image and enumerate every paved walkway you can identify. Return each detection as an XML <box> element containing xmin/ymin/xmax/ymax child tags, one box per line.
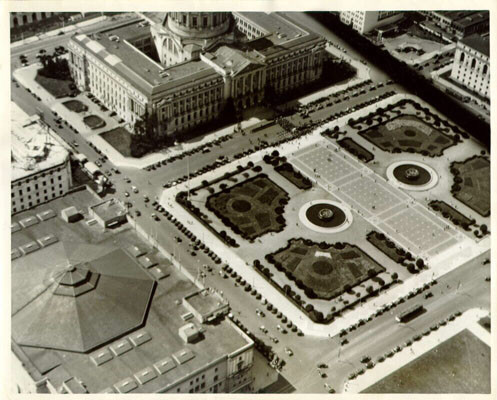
<box><xmin>297</xmin><ymin>44</ymin><xmax>371</xmax><ymax>105</ymax></box>
<box><xmin>160</xmin><ymin>93</ymin><xmax>490</xmax><ymax>339</ymax></box>
<box><xmin>11</xmin><ymin>16</ymin><xmax>108</xmax><ymax>48</ymax></box>
<box><xmin>345</xmin><ymin>308</ymin><xmax>490</xmax><ymax>393</ymax></box>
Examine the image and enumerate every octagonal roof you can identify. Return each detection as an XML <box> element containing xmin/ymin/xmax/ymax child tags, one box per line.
<box><xmin>12</xmin><ymin>244</ymin><xmax>155</xmax><ymax>353</ymax></box>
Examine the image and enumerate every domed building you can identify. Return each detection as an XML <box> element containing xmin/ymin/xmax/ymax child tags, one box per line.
<box><xmin>68</xmin><ymin>11</ymin><xmax>327</xmax><ymax>137</ymax></box>
<box><xmin>153</xmin><ymin>12</ymin><xmax>236</xmax><ymax>66</ymax></box>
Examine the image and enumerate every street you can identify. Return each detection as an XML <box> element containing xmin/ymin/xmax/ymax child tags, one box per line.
<box><xmin>9</xmin><ymin>12</ymin><xmax>490</xmax><ymax>394</ymax></box>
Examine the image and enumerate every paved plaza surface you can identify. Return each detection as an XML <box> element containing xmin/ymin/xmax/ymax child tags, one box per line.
<box><xmin>10</xmin><ymin>12</ymin><xmax>491</xmax><ymax>395</ymax></box>
<box><xmin>290</xmin><ymin>139</ymin><xmax>463</xmax><ymax>260</ymax></box>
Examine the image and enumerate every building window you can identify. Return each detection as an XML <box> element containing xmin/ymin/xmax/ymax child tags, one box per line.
<box><xmin>471</xmin><ymin>59</ymin><xmax>476</xmax><ymax>69</ymax></box>
<box><xmin>214</xmin><ymin>375</ymin><xmax>218</xmax><ymax>382</ymax></box>
<box><xmin>192</xmin><ymin>16</ymin><xmax>197</xmax><ymax>26</ymax></box>
<box><xmin>201</xmin><ymin>383</ymin><xmax>205</xmax><ymax>389</ymax></box>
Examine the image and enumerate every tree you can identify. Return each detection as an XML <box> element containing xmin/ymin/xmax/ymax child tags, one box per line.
<box><xmin>416</xmin><ymin>258</ymin><xmax>425</xmax><ymax>269</ymax></box>
<box><xmin>480</xmin><ymin>224</ymin><xmax>488</xmax><ymax>234</ymax></box>
<box><xmin>391</xmin><ymin>272</ymin><xmax>399</xmax><ymax>281</ymax></box>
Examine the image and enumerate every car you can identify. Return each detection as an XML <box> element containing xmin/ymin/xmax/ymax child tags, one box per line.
<box><xmin>143</xmin><ymin>195</ymin><xmax>150</xmax><ymax>202</ymax></box>
<box><xmin>132</xmin><ymin>186</ymin><xmax>139</xmax><ymax>193</ymax></box>
<box><xmin>271</xmin><ymin>336</ymin><xmax>279</xmax><ymax>344</ymax></box>
<box><xmin>318</xmin><ymin>370</ymin><xmax>327</xmax><ymax>378</ymax></box>
<box><xmin>135</xmin><ymin>210</ymin><xmax>141</xmax><ymax>217</ymax></box>
<box><xmin>124</xmin><ymin>191</ymin><xmax>130</xmax><ymax>197</ymax></box>
<box><xmin>284</xmin><ymin>347</ymin><xmax>293</xmax><ymax>356</ymax></box>
<box><xmin>259</xmin><ymin>325</ymin><xmax>268</xmax><ymax>334</ymax></box>
<box><xmin>95</xmin><ymin>161</ymin><xmax>102</xmax><ymax>167</ymax></box>
<box><xmin>317</xmin><ymin>363</ymin><xmax>328</xmax><ymax>369</ymax></box>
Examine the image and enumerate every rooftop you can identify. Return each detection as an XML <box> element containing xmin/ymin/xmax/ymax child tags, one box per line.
<box><xmin>460</xmin><ymin>34</ymin><xmax>489</xmax><ymax>57</ymax></box>
<box><xmin>71</xmin><ymin>24</ymin><xmax>218</xmax><ymax>97</ymax></box>
<box><xmin>452</xmin><ymin>12</ymin><xmax>489</xmax><ymax>29</ymax></box>
<box><xmin>184</xmin><ymin>289</ymin><xmax>229</xmax><ymax>318</ymax></box>
<box><xmin>11</xmin><ymin>189</ymin><xmax>251</xmax><ymax>393</ymax></box>
<box><xmin>69</xmin><ymin>12</ymin><xmax>325</xmax><ymax>98</ymax></box>
<box><xmin>11</xmin><ymin>102</ymin><xmax>69</xmax><ymax>182</ymax></box>
<box><xmin>90</xmin><ymin>198</ymin><xmax>127</xmax><ymax>222</ymax></box>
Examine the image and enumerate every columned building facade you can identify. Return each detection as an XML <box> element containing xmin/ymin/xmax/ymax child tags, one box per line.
<box><xmin>68</xmin><ymin>12</ymin><xmax>326</xmax><ymax>137</ymax></box>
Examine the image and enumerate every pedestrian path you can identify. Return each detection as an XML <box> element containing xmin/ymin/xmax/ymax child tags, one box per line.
<box><xmin>11</xmin><ymin>16</ymin><xmax>108</xmax><ymax>48</ymax></box>
<box><xmin>156</xmin><ymin>93</ymin><xmax>489</xmax><ymax>339</ymax></box>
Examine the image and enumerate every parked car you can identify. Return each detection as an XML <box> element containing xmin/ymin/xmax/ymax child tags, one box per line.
<box><xmin>284</xmin><ymin>347</ymin><xmax>293</xmax><ymax>356</ymax></box>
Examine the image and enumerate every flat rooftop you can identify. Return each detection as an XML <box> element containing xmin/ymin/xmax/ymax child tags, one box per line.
<box><xmin>236</xmin><ymin>12</ymin><xmax>323</xmax><ymax>57</ymax></box>
<box><xmin>72</xmin><ymin>23</ymin><xmax>218</xmax><ymax>97</ymax></box>
<box><xmin>11</xmin><ymin>102</ymin><xmax>69</xmax><ymax>182</ymax></box>
<box><xmin>184</xmin><ymin>289</ymin><xmax>228</xmax><ymax>316</ymax></box>
<box><xmin>11</xmin><ymin>189</ymin><xmax>250</xmax><ymax>393</ymax></box>
<box><xmin>460</xmin><ymin>34</ymin><xmax>489</xmax><ymax>57</ymax></box>
<box><xmin>90</xmin><ymin>198</ymin><xmax>126</xmax><ymax>221</ymax></box>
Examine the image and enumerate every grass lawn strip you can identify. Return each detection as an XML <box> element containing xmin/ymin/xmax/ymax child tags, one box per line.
<box><xmin>363</xmin><ymin>329</ymin><xmax>490</xmax><ymax>393</ymax></box>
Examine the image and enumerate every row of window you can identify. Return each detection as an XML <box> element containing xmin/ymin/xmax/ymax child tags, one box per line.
<box><xmin>12</xmin><ymin>190</ymin><xmax>65</xmax><ymax>214</ymax></box>
<box><xmin>13</xmin><ymin>183</ymin><xmax>65</xmax><ymax>203</ymax></box>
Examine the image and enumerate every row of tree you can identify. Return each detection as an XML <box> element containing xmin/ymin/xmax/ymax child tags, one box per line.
<box><xmin>311</xmin><ymin>12</ymin><xmax>489</xmax><ymax>148</ymax></box>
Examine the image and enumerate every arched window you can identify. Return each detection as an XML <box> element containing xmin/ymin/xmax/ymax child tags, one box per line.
<box><xmin>22</xmin><ymin>15</ymin><xmax>28</xmax><ymax>24</ymax></box>
<box><xmin>13</xmin><ymin>17</ymin><xmax>18</xmax><ymax>27</ymax></box>
<box><xmin>460</xmin><ymin>52</ymin><xmax>465</xmax><ymax>62</ymax></box>
<box><xmin>41</xmin><ymin>12</ymin><xmax>46</xmax><ymax>19</ymax></box>
<box><xmin>483</xmin><ymin>64</ymin><xmax>488</xmax><ymax>75</ymax></box>
<box><xmin>471</xmin><ymin>58</ymin><xmax>476</xmax><ymax>69</ymax></box>
<box><xmin>32</xmin><ymin>13</ymin><xmax>37</xmax><ymax>22</ymax></box>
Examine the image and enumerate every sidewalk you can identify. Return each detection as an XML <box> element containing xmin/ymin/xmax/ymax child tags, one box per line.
<box><xmin>345</xmin><ymin>308</ymin><xmax>490</xmax><ymax>393</ymax></box>
<box><xmin>297</xmin><ymin>44</ymin><xmax>371</xmax><ymax>106</ymax></box>
<box><xmin>159</xmin><ymin>92</ymin><xmax>490</xmax><ymax>339</ymax></box>
<box><xmin>89</xmin><ymin>115</ymin><xmax>262</xmax><ymax>170</ymax></box>
<box><xmin>11</xmin><ymin>16</ymin><xmax>107</xmax><ymax>48</ymax></box>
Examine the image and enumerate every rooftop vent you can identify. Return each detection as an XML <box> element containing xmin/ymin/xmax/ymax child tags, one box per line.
<box><xmin>109</xmin><ymin>35</ymin><xmax>120</xmax><ymax>42</ymax></box>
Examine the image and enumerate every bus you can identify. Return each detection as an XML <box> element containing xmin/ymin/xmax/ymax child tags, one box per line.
<box><xmin>395</xmin><ymin>304</ymin><xmax>424</xmax><ymax>323</ymax></box>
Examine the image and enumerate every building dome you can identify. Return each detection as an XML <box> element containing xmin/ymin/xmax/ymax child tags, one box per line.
<box><xmin>165</xmin><ymin>12</ymin><xmax>231</xmax><ymax>40</ymax></box>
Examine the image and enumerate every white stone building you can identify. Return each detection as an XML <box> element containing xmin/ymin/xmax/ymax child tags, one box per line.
<box><xmin>11</xmin><ymin>103</ymin><xmax>71</xmax><ymax>215</ymax></box>
<box><xmin>339</xmin><ymin>11</ymin><xmax>403</xmax><ymax>34</ymax></box>
<box><xmin>450</xmin><ymin>34</ymin><xmax>490</xmax><ymax>100</ymax></box>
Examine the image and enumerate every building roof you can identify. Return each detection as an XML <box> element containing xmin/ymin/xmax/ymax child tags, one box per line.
<box><xmin>11</xmin><ymin>102</ymin><xmax>69</xmax><ymax>182</ymax></box>
<box><xmin>11</xmin><ymin>193</ymin><xmax>252</xmax><ymax>393</ymax></box>
<box><xmin>90</xmin><ymin>198</ymin><xmax>127</xmax><ymax>222</ymax></box>
<box><xmin>460</xmin><ymin>34</ymin><xmax>489</xmax><ymax>57</ymax></box>
<box><xmin>12</xmin><ymin>246</ymin><xmax>155</xmax><ymax>353</ymax></box>
<box><xmin>71</xmin><ymin>25</ymin><xmax>219</xmax><ymax>98</ymax></box>
<box><xmin>235</xmin><ymin>12</ymin><xmax>324</xmax><ymax>58</ymax></box>
<box><xmin>452</xmin><ymin>12</ymin><xmax>489</xmax><ymax>29</ymax></box>
<box><xmin>69</xmin><ymin>12</ymin><xmax>325</xmax><ymax>100</ymax></box>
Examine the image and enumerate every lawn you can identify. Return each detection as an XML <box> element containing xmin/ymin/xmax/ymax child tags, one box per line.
<box><xmin>35</xmin><ymin>72</ymin><xmax>75</xmax><ymax>99</ymax></box>
<box><xmin>266</xmin><ymin>238</ymin><xmax>385</xmax><ymax>300</ymax></box>
<box><xmin>478</xmin><ymin>317</ymin><xmax>490</xmax><ymax>333</ymax></box>
<box><xmin>63</xmin><ymin>100</ymin><xmax>88</xmax><ymax>113</ymax></box>
<box><xmin>360</xmin><ymin>115</ymin><xmax>454</xmax><ymax>157</ymax></box>
<box><xmin>206</xmin><ymin>174</ymin><xmax>289</xmax><ymax>241</ymax></box>
<box><xmin>101</xmin><ymin>127</ymin><xmax>133</xmax><ymax>157</ymax></box>
<box><xmin>363</xmin><ymin>329</ymin><xmax>490</xmax><ymax>393</ymax></box>
<box><xmin>83</xmin><ymin>115</ymin><xmax>106</xmax><ymax>130</ymax></box>
<box><xmin>429</xmin><ymin>200</ymin><xmax>474</xmax><ymax>229</ymax></box>
<box><xmin>450</xmin><ymin>156</ymin><xmax>490</xmax><ymax>217</ymax></box>
<box><xmin>337</xmin><ymin>137</ymin><xmax>374</xmax><ymax>163</ymax></box>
